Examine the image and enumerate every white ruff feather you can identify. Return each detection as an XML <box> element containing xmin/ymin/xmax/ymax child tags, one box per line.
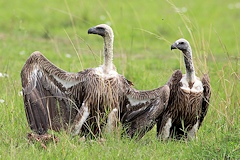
<box><xmin>180</xmin><ymin>75</ymin><xmax>203</xmax><ymax>93</ymax></box>
<box><xmin>94</xmin><ymin>66</ymin><xmax>118</xmax><ymax>79</ymax></box>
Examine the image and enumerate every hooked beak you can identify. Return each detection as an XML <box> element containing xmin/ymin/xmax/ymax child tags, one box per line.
<box><xmin>88</xmin><ymin>27</ymin><xmax>97</xmax><ymax>34</ymax></box>
<box><xmin>171</xmin><ymin>43</ymin><xmax>177</xmax><ymax>50</ymax></box>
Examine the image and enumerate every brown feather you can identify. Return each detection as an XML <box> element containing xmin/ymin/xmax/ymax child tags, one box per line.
<box><xmin>199</xmin><ymin>74</ymin><xmax>211</xmax><ymax>127</ymax></box>
<box><xmin>21</xmin><ymin>51</ymin><xmax>136</xmax><ymax>136</ymax></box>
<box><xmin>21</xmin><ymin>52</ymin><xmax>82</xmax><ymax>134</ymax></box>
<box><xmin>122</xmin><ymin>85</ymin><xmax>170</xmax><ymax>140</ymax></box>
<box><xmin>157</xmin><ymin>70</ymin><xmax>208</xmax><ymax>139</ymax></box>
<box><xmin>157</xmin><ymin>38</ymin><xmax>211</xmax><ymax>140</ymax></box>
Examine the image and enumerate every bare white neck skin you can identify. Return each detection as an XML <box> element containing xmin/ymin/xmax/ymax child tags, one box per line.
<box><xmin>182</xmin><ymin>47</ymin><xmax>196</xmax><ymax>83</ymax></box>
<box><xmin>103</xmin><ymin>35</ymin><xmax>114</xmax><ymax>74</ymax></box>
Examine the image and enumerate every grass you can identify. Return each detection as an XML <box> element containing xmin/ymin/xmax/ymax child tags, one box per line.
<box><xmin>0</xmin><ymin>0</ymin><xmax>239</xmax><ymax>159</ymax></box>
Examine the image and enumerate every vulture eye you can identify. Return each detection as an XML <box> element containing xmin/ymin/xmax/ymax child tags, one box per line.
<box><xmin>96</xmin><ymin>27</ymin><xmax>105</xmax><ymax>30</ymax></box>
<box><xmin>179</xmin><ymin>42</ymin><xmax>184</xmax><ymax>45</ymax></box>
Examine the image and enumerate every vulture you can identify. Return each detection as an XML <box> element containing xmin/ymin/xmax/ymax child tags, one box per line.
<box><xmin>155</xmin><ymin>38</ymin><xmax>211</xmax><ymax>140</ymax></box>
<box><xmin>21</xmin><ymin>24</ymin><xmax>170</xmax><ymax>139</ymax></box>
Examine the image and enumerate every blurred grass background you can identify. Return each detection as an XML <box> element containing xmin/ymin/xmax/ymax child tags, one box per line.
<box><xmin>0</xmin><ymin>0</ymin><xmax>239</xmax><ymax>159</ymax></box>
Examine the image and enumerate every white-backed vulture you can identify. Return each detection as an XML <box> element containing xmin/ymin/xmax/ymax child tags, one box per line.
<box><xmin>156</xmin><ymin>38</ymin><xmax>211</xmax><ymax>140</ymax></box>
<box><xmin>21</xmin><ymin>24</ymin><xmax>170</xmax><ymax>139</ymax></box>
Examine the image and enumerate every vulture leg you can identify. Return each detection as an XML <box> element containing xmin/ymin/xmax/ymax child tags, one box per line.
<box><xmin>187</xmin><ymin>121</ymin><xmax>199</xmax><ymax>140</ymax></box>
<box><xmin>71</xmin><ymin>103</ymin><xmax>90</xmax><ymax>136</ymax></box>
<box><xmin>156</xmin><ymin>117</ymin><xmax>172</xmax><ymax>140</ymax></box>
<box><xmin>105</xmin><ymin>108</ymin><xmax>119</xmax><ymax>133</ymax></box>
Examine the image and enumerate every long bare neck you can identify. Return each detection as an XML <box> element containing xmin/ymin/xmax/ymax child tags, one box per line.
<box><xmin>103</xmin><ymin>36</ymin><xmax>114</xmax><ymax>74</ymax></box>
<box><xmin>182</xmin><ymin>47</ymin><xmax>195</xmax><ymax>83</ymax></box>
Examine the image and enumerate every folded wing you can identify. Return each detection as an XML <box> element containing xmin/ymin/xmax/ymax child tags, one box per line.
<box><xmin>199</xmin><ymin>74</ymin><xmax>211</xmax><ymax>127</ymax></box>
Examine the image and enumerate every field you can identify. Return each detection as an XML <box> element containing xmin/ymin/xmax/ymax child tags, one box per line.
<box><xmin>0</xmin><ymin>0</ymin><xmax>239</xmax><ymax>159</ymax></box>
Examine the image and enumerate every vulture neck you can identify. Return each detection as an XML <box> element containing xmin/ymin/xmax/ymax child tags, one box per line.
<box><xmin>182</xmin><ymin>47</ymin><xmax>196</xmax><ymax>84</ymax></box>
<box><xmin>103</xmin><ymin>35</ymin><xmax>114</xmax><ymax>74</ymax></box>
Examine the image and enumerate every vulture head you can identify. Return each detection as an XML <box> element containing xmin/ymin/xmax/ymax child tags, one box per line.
<box><xmin>88</xmin><ymin>24</ymin><xmax>114</xmax><ymax>39</ymax></box>
<box><xmin>171</xmin><ymin>38</ymin><xmax>190</xmax><ymax>52</ymax></box>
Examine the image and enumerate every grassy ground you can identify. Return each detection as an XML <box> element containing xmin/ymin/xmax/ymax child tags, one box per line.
<box><xmin>0</xmin><ymin>0</ymin><xmax>239</xmax><ymax>159</ymax></box>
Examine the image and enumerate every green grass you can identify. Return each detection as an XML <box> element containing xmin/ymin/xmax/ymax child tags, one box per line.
<box><xmin>0</xmin><ymin>0</ymin><xmax>239</xmax><ymax>159</ymax></box>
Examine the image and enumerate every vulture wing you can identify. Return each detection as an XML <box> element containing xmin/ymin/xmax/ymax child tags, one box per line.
<box><xmin>166</xmin><ymin>70</ymin><xmax>183</xmax><ymax>91</ymax></box>
<box><xmin>156</xmin><ymin>70</ymin><xmax>183</xmax><ymax>135</ymax></box>
<box><xmin>21</xmin><ymin>51</ymin><xmax>89</xmax><ymax>135</ymax></box>
<box><xmin>199</xmin><ymin>74</ymin><xmax>211</xmax><ymax>127</ymax></box>
<box><xmin>122</xmin><ymin>85</ymin><xmax>170</xmax><ymax>139</ymax></box>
